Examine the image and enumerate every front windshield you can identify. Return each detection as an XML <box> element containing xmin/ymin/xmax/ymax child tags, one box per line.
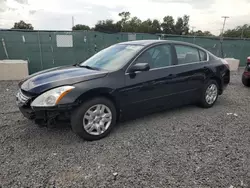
<box><xmin>80</xmin><ymin>44</ymin><xmax>144</xmax><ymax>71</ymax></box>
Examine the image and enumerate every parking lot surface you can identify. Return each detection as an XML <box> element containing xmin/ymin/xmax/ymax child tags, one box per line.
<box><xmin>1</xmin><ymin>70</ymin><xmax>250</xmax><ymax>188</ymax></box>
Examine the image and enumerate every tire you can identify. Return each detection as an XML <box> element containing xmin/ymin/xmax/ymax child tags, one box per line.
<box><xmin>71</xmin><ymin>97</ymin><xmax>117</xmax><ymax>141</ymax></box>
<box><xmin>199</xmin><ymin>80</ymin><xmax>219</xmax><ymax>108</ymax></box>
<box><xmin>242</xmin><ymin>75</ymin><xmax>250</xmax><ymax>87</ymax></box>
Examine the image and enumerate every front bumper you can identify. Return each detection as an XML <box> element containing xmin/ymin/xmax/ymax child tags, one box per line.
<box><xmin>18</xmin><ymin>105</ymin><xmax>75</xmax><ymax>126</ymax></box>
<box><xmin>16</xmin><ymin>89</ymin><xmax>77</xmax><ymax>126</ymax></box>
<box><xmin>19</xmin><ymin>106</ymin><xmax>35</xmax><ymax>119</ymax></box>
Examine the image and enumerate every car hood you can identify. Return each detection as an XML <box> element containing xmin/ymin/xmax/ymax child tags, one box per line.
<box><xmin>19</xmin><ymin>66</ymin><xmax>108</xmax><ymax>94</ymax></box>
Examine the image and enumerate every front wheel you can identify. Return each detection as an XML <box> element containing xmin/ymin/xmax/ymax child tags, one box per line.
<box><xmin>199</xmin><ymin>80</ymin><xmax>219</xmax><ymax>108</ymax></box>
<box><xmin>71</xmin><ymin>97</ymin><xmax>117</xmax><ymax>141</ymax></box>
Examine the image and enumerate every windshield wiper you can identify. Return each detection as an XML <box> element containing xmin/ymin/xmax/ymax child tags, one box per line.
<box><xmin>78</xmin><ymin>65</ymin><xmax>100</xmax><ymax>70</ymax></box>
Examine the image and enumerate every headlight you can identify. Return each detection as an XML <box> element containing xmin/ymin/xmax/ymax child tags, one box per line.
<box><xmin>31</xmin><ymin>86</ymin><xmax>75</xmax><ymax>107</ymax></box>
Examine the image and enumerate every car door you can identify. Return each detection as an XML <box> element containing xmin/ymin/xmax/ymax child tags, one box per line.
<box><xmin>119</xmin><ymin>43</ymin><xmax>186</xmax><ymax>115</ymax></box>
<box><xmin>172</xmin><ymin>44</ymin><xmax>208</xmax><ymax>104</ymax></box>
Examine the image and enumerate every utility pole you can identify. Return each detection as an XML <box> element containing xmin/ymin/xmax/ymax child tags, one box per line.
<box><xmin>72</xmin><ymin>16</ymin><xmax>74</xmax><ymax>30</ymax></box>
<box><xmin>191</xmin><ymin>26</ymin><xmax>196</xmax><ymax>43</ymax></box>
<box><xmin>191</xmin><ymin>26</ymin><xmax>196</xmax><ymax>33</ymax></box>
<box><xmin>220</xmin><ymin>16</ymin><xmax>229</xmax><ymax>37</ymax></box>
<box><xmin>220</xmin><ymin>16</ymin><xmax>229</xmax><ymax>58</ymax></box>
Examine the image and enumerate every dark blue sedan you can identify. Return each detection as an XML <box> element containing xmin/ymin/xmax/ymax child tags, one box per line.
<box><xmin>16</xmin><ymin>40</ymin><xmax>230</xmax><ymax>140</ymax></box>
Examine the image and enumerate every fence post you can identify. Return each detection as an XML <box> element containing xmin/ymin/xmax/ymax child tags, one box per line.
<box><xmin>37</xmin><ymin>31</ymin><xmax>43</xmax><ymax>70</ymax></box>
<box><xmin>49</xmin><ymin>34</ymin><xmax>55</xmax><ymax>65</ymax></box>
<box><xmin>220</xmin><ymin>37</ymin><xmax>224</xmax><ymax>58</ymax></box>
<box><xmin>240</xmin><ymin>38</ymin><xmax>246</xmax><ymax>66</ymax></box>
<box><xmin>1</xmin><ymin>38</ymin><xmax>9</xmax><ymax>59</ymax></box>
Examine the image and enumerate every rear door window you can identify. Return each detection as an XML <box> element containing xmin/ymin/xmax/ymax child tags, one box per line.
<box><xmin>175</xmin><ymin>45</ymin><xmax>200</xmax><ymax>65</ymax></box>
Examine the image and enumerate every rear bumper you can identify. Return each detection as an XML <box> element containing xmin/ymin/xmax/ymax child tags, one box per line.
<box><xmin>219</xmin><ymin>69</ymin><xmax>230</xmax><ymax>94</ymax></box>
<box><xmin>223</xmin><ymin>69</ymin><xmax>230</xmax><ymax>85</ymax></box>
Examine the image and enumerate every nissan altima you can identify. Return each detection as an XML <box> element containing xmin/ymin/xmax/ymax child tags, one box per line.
<box><xmin>16</xmin><ymin>40</ymin><xmax>230</xmax><ymax>140</ymax></box>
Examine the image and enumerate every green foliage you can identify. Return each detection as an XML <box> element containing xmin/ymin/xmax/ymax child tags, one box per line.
<box><xmin>121</xmin><ymin>17</ymin><xmax>161</xmax><ymax>34</ymax></box>
<box><xmin>152</xmin><ymin>19</ymin><xmax>161</xmax><ymax>34</ymax></box>
<box><xmin>223</xmin><ymin>24</ymin><xmax>250</xmax><ymax>38</ymax></box>
<box><xmin>190</xmin><ymin>30</ymin><xmax>214</xmax><ymax>37</ymax></box>
<box><xmin>119</xmin><ymin>11</ymin><xmax>131</xmax><ymax>28</ymax></box>
<box><xmin>94</xmin><ymin>20</ymin><xmax>121</xmax><ymax>33</ymax></box>
<box><xmin>174</xmin><ymin>15</ymin><xmax>189</xmax><ymax>35</ymax></box>
<box><xmin>122</xmin><ymin>17</ymin><xmax>141</xmax><ymax>32</ymax></box>
<box><xmin>73</xmin><ymin>12</ymin><xmax>217</xmax><ymax>37</ymax></box>
<box><xmin>12</xmin><ymin>20</ymin><xmax>33</xmax><ymax>30</ymax></box>
<box><xmin>72</xmin><ymin>24</ymin><xmax>90</xmax><ymax>30</ymax></box>
<box><xmin>182</xmin><ymin>15</ymin><xmax>190</xmax><ymax>35</ymax></box>
<box><xmin>161</xmin><ymin>16</ymin><xmax>175</xmax><ymax>34</ymax></box>
<box><xmin>175</xmin><ymin>17</ymin><xmax>184</xmax><ymax>35</ymax></box>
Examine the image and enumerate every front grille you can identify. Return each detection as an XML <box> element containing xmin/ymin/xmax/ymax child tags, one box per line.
<box><xmin>16</xmin><ymin>90</ymin><xmax>30</xmax><ymax>106</ymax></box>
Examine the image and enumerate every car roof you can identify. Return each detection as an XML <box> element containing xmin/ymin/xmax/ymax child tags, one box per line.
<box><xmin>119</xmin><ymin>40</ymin><xmax>164</xmax><ymax>46</ymax></box>
<box><xmin>119</xmin><ymin>40</ymin><xmax>206</xmax><ymax>49</ymax></box>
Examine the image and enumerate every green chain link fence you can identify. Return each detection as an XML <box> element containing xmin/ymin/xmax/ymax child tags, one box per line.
<box><xmin>0</xmin><ymin>30</ymin><xmax>249</xmax><ymax>74</ymax></box>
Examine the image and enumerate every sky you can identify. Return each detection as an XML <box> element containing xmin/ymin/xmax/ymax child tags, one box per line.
<box><xmin>1</xmin><ymin>0</ymin><xmax>250</xmax><ymax>35</ymax></box>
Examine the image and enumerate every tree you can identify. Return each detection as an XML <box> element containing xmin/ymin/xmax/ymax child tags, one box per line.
<box><xmin>152</xmin><ymin>19</ymin><xmax>161</xmax><ymax>33</ymax></box>
<box><xmin>122</xmin><ymin>18</ymin><xmax>161</xmax><ymax>34</ymax></box>
<box><xmin>190</xmin><ymin>30</ymin><xmax>214</xmax><ymax>37</ymax></box>
<box><xmin>223</xmin><ymin>24</ymin><xmax>250</xmax><ymax>38</ymax></box>
<box><xmin>174</xmin><ymin>17</ymin><xmax>184</xmax><ymax>35</ymax></box>
<box><xmin>174</xmin><ymin>15</ymin><xmax>190</xmax><ymax>35</ymax></box>
<box><xmin>94</xmin><ymin>20</ymin><xmax>121</xmax><ymax>33</ymax></box>
<box><xmin>139</xmin><ymin>19</ymin><xmax>153</xmax><ymax>33</ymax></box>
<box><xmin>12</xmin><ymin>20</ymin><xmax>33</xmax><ymax>30</ymax></box>
<box><xmin>118</xmin><ymin>11</ymin><xmax>131</xmax><ymax>28</ymax></box>
<box><xmin>122</xmin><ymin>17</ymin><xmax>142</xmax><ymax>32</ymax></box>
<box><xmin>161</xmin><ymin>16</ymin><xmax>175</xmax><ymax>34</ymax></box>
<box><xmin>203</xmin><ymin>31</ymin><xmax>214</xmax><ymax>36</ymax></box>
<box><xmin>139</xmin><ymin>19</ymin><xmax>161</xmax><ymax>34</ymax></box>
<box><xmin>91</xmin><ymin>12</ymin><xmax>194</xmax><ymax>35</ymax></box>
<box><xmin>72</xmin><ymin>24</ymin><xmax>90</xmax><ymax>30</ymax></box>
<box><xmin>182</xmin><ymin>15</ymin><xmax>190</xmax><ymax>34</ymax></box>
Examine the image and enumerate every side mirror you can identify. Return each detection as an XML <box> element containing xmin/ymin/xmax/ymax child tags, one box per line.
<box><xmin>129</xmin><ymin>63</ymin><xmax>150</xmax><ymax>73</ymax></box>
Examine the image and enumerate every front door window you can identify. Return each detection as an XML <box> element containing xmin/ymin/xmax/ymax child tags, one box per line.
<box><xmin>134</xmin><ymin>44</ymin><xmax>172</xmax><ymax>69</ymax></box>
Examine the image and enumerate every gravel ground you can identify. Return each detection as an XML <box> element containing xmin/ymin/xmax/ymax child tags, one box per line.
<box><xmin>1</xmin><ymin>70</ymin><xmax>250</xmax><ymax>188</ymax></box>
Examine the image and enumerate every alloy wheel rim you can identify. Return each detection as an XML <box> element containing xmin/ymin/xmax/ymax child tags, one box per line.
<box><xmin>83</xmin><ymin>104</ymin><xmax>112</xmax><ymax>136</ymax></box>
<box><xmin>205</xmin><ymin>83</ymin><xmax>218</xmax><ymax>105</ymax></box>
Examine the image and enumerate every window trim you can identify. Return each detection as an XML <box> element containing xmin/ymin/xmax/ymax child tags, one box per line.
<box><xmin>125</xmin><ymin>43</ymin><xmax>209</xmax><ymax>75</ymax></box>
<box><xmin>198</xmin><ymin>49</ymin><xmax>207</xmax><ymax>62</ymax></box>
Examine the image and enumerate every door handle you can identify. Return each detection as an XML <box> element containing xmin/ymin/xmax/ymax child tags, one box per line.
<box><xmin>203</xmin><ymin>66</ymin><xmax>210</xmax><ymax>72</ymax></box>
<box><xmin>167</xmin><ymin>74</ymin><xmax>177</xmax><ymax>78</ymax></box>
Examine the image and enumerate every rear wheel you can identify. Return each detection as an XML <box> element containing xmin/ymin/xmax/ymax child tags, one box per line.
<box><xmin>199</xmin><ymin>80</ymin><xmax>219</xmax><ymax>108</ymax></box>
<box><xmin>71</xmin><ymin>97</ymin><xmax>117</xmax><ymax>141</ymax></box>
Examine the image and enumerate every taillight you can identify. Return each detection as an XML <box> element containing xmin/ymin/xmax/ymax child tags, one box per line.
<box><xmin>221</xmin><ymin>59</ymin><xmax>230</xmax><ymax>69</ymax></box>
<box><xmin>247</xmin><ymin>57</ymin><xmax>250</xmax><ymax>63</ymax></box>
<box><xmin>243</xmin><ymin>71</ymin><xmax>250</xmax><ymax>76</ymax></box>
<box><xmin>247</xmin><ymin>57</ymin><xmax>250</xmax><ymax>66</ymax></box>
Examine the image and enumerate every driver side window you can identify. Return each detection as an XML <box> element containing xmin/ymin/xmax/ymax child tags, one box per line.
<box><xmin>134</xmin><ymin>44</ymin><xmax>172</xmax><ymax>69</ymax></box>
